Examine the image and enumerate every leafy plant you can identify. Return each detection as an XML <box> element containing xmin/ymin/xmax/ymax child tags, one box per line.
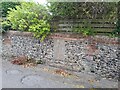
<box><xmin>82</xmin><ymin>28</ymin><xmax>95</xmax><ymax>36</ymax></box>
<box><xmin>48</xmin><ymin>1</ymin><xmax>117</xmax><ymax>36</ymax></box>
<box><xmin>1</xmin><ymin>18</ymin><xmax>11</xmax><ymax>33</ymax></box>
<box><xmin>6</xmin><ymin>2</ymin><xmax>50</xmax><ymax>41</ymax></box>
<box><xmin>72</xmin><ymin>20</ymin><xmax>95</xmax><ymax>36</ymax></box>
<box><xmin>72</xmin><ymin>26</ymin><xmax>94</xmax><ymax>36</ymax></box>
<box><xmin>0</xmin><ymin>2</ymin><xmax>20</xmax><ymax>17</ymax></box>
<box><xmin>47</xmin><ymin>1</ymin><xmax>117</xmax><ymax>20</ymax></box>
<box><xmin>29</xmin><ymin>20</ymin><xmax>50</xmax><ymax>41</ymax></box>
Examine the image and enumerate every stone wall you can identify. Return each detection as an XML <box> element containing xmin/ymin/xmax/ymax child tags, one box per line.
<box><xmin>2</xmin><ymin>31</ymin><xmax>119</xmax><ymax>81</ymax></box>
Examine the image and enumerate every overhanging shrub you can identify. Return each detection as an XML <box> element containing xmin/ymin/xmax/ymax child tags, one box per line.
<box><xmin>6</xmin><ymin>2</ymin><xmax>50</xmax><ymax>41</ymax></box>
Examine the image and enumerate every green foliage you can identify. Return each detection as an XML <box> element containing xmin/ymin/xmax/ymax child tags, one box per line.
<box><xmin>6</xmin><ymin>2</ymin><xmax>50</xmax><ymax>41</ymax></box>
<box><xmin>82</xmin><ymin>28</ymin><xmax>95</xmax><ymax>36</ymax></box>
<box><xmin>115</xmin><ymin>20</ymin><xmax>120</xmax><ymax>34</ymax></box>
<box><xmin>47</xmin><ymin>1</ymin><xmax>117</xmax><ymax>20</ymax></box>
<box><xmin>0</xmin><ymin>2</ymin><xmax>20</xmax><ymax>17</ymax></box>
<box><xmin>113</xmin><ymin>2</ymin><xmax>120</xmax><ymax>36</ymax></box>
<box><xmin>109</xmin><ymin>2</ymin><xmax>120</xmax><ymax>38</ymax></box>
<box><xmin>29</xmin><ymin>20</ymin><xmax>50</xmax><ymax>41</ymax></box>
<box><xmin>48</xmin><ymin>1</ymin><xmax>118</xmax><ymax>36</ymax></box>
<box><xmin>72</xmin><ymin>25</ymin><xmax>94</xmax><ymax>36</ymax></box>
<box><xmin>1</xmin><ymin>19</ymin><xmax>11</xmax><ymax>32</ymax></box>
<box><xmin>47</xmin><ymin>2</ymin><xmax>77</xmax><ymax>18</ymax></box>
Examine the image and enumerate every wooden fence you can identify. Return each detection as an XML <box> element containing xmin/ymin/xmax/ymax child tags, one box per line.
<box><xmin>50</xmin><ymin>18</ymin><xmax>117</xmax><ymax>33</ymax></box>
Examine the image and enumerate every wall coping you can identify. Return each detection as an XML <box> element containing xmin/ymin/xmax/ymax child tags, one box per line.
<box><xmin>6</xmin><ymin>30</ymin><xmax>119</xmax><ymax>45</ymax></box>
<box><xmin>8</xmin><ymin>30</ymin><xmax>33</xmax><ymax>37</ymax></box>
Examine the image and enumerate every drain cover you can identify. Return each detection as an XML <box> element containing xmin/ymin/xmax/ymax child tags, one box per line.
<box><xmin>6</xmin><ymin>69</ymin><xmax>22</xmax><ymax>74</ymax></box>
<box><xmin>21</xmin><ymin>75</ymin><xmax>44</xmax><ymax>86</ymax></box>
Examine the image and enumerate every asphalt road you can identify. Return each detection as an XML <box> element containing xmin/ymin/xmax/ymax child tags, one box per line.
<box><xmin>2</xmin><ymin>57</ymin><xmax>118</xmax><ymax>88</ymax></box>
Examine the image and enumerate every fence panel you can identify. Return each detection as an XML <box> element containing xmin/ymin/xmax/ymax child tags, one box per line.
<box><xmin>50</xmin><ymin>18</ymin><xmax>116</xmax><ymax>33</ymax></box>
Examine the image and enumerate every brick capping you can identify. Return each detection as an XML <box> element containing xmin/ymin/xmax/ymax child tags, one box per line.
<box><xmin>7</xmin><ymin>30</ymin><xmax>119</xmax><ymax>45</ymax></box>
<box><xmin>8</xmin><ymin>30</ymin><xmax>33</xmax><ymax>37</ymax></box>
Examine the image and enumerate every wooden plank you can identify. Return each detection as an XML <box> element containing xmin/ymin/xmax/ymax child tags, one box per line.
<box><xmin>57</xmin><ymin>28</ymin><xmax>115</xmax><ymax>31</ymax></box>
<box><xmin>51</xmin><ymin>19</ymin><xmax>116</xmax><ymax>33</ymax></box>
<box><xmin>57</xmin><ymin>28</ymin><xmax>114</xmax><ymax>32</ymax></box>
<box><xmin>58</xmin><ymin>24</ymin><xmax>115</xmax><ymax>28</ymax></box>
<box><xmin>93</xmin><ymin>28</ymin><xmax>114</xmax><ymax>32</ymax></box>
<box><xmin>57</xmin><ymin>21</ymin><xmax>115</xmax><ymax>25</ymax></box>
<box><xmin>58</xmin><ymin>28</ymin><xmax>72</xmax><ymax>31</ymax></box>
<box><xmin>58</xmin><ymin>19</ymin><xmax>116</xmax><ymax>23</ymax></box>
